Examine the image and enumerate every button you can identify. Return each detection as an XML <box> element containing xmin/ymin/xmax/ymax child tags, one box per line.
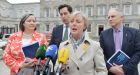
<box><xmin>67</xmin><ymin>66</ymin><xmax>69</xmax><ymax>69</ymax></box>
<box><xmin>80</xmin><ymin>57</ymin><xmax>82</xmax><ymax>61</ymax></box>
<box><xmin>77</xmin><ymin>67</ymin><xmax>79</xmax><ymax>70</ymax></box>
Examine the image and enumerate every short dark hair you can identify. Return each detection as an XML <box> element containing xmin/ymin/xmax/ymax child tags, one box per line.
<box><xmin>58</xmin><ymin>4</ymin><xmax>73</xmax><ymax>13</ymax></box>
<box><xmin>19</xmin><ymin>14</ymin><xmax>36</xmax><ymax>31</ymax></box>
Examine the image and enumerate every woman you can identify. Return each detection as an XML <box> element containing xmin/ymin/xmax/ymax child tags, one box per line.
<box><xmin>57</xmin><ymin>11</ymin><xmax>108</xmax><ymax>75</ymax></box>
<box><xmin>3</xmin><ymin>14</ymin><xmax>48</xmax><ymax>75</ymax></box>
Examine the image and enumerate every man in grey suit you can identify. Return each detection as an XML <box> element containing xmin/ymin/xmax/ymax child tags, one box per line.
<box><xmin>99</xmin><ymin>8</ymin><xmax>140</xmax><ymax>75</ymax></box>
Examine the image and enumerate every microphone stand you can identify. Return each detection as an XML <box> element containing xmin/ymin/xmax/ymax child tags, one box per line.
<box><xmin>42</xmin><ymin>64</ymin><xmax>52</xmax><ymax>75</ymax></box>
<box><xmin>42</xmin><ymin>58</ymin><xmax>51</xmax><ymax>75</ymax></box>
<box><xmin>56</xmin><ymin>63</ymin><xmax>62</xmax><ymax>75</ymax></box>
<box><xmin>34</xmin><ymin>58</ymin><xmax>41</xmax><ymax>75</ymax></box>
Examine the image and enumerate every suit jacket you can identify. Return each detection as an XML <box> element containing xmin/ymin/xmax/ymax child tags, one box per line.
<box><xmin>99</xmin><ymin>26</ymin><xmax>140</xmax><ymax>75</ymax></box>
<box><xmin>57</xmin><ymin>33</ymin><xmax>108</xmax><ymax>75</ymax></box>
<box><xmin>3</xmin><ymin>31</ymin><xmax>48</xmax><ymax>75</ymax></box>
<box><xmin>49</xmin><ymin>25</ymin><xmax>63</xmax><ymax>48</ymax></box>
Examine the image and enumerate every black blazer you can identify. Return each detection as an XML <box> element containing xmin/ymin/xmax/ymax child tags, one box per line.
<box><xmin>49</xmin><ymin>25</ymin><xmax>63</xmax><ymax>74</ymax></box>
<box><xmin>99</xmin><ymin>26</ymin><xmax>140</xmax><ymax>75</ymax></box>
<box><xmin>49</xmin><ymin>25</ymin><xmax>63</xmax><ymax>47</ymax></box>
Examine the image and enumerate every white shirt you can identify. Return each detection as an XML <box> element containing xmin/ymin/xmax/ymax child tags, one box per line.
<box><xmin>22</xmin><ymin>38</ymin><xmax>31</xmax><ymax>47</ymax></box>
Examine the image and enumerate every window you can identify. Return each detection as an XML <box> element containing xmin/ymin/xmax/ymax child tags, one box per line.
<box><xmin>124</xmin><ymin>23</ymin><xmax>129</xmax><ymax>27</ymax></box>
<box><xmin>123</xmin><ymin>4</ymin><xmax>132</xmax><ymax>15</ymax></box>
<box><xmin>75</xmin><ymin>7</ymin><xmax>82</xmax><ymax>11</ymax></box>
<box><xmin>46</xmin><ymin>25</ymin><xmax>49</xmax><ymax>31</ymax></box>
<box><xmin>54</xmin><ymin>8</ymin><xmax>59</xmax><ymax>17</ymax></box>
<box><xmin>97</xmin><ymin>6</ymin><xmax>106</xmax><ymax>16</ymax></box>
<box><xmin>1</xmin><ymin>26</ymin><xmax>15</xmax><ymax>34</ymax></box>
<box><xmin>15</xmin><ymin>24</ymin><xmax>18</xmax><ymax>32</ymax></box>
<box><xmin>110</xmin><ymin>4</ymin><xmax>119</xmax><ymax>9</ymax></box>
<box><xmin>87</xmin><ymin>24</ymin><xmax>91</xmax><ymax>32</ymax></box>
<box><xmin>138</xmin><ymin>4</ymin><xmax>140</xmax><ymax>15</ymax></box>
<box><xmin>98</xmin><ymin>25</ymin><xmax>104</xmax><ymax>35</ymax></box>
<box><xmin>86</xmin><ymin>7</ymin><xmax>93</xmax><ymax>17</ymax></box>
<box><xmin>46</xmin><ymin>8</ymin><xmax>51</xmax><ymax>17</ymax></box>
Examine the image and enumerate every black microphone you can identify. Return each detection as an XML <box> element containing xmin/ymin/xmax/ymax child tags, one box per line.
<box><xmin>42</xmin><ymin>44</ymin><xmax>57</xmax><ymax>75</ymax></box>
<box><xmin>34</xmin><ymin>44</ymin><xmax>47</xmax><ymax>75</ymax></box>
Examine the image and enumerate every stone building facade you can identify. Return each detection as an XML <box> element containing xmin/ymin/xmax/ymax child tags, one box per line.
<box><xmin>0</xmin><ymin>0</ymin><xmax>140</xmax><ymax>40</ymax></box>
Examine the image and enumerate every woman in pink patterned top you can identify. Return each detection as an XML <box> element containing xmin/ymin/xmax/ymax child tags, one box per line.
<box><xmin>3</xmin><ymin>14</ymin><xmax>48</xmax><ymax>75</ymax></box>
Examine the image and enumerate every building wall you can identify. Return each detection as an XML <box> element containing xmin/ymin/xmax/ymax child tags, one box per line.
<box><xmin>41</xmin><ymin>0</ymin><xmax>140</xmax><ymax>40</ymax></box>
<box><xmin>0</xmin><ymin>0</ymin><xmax>41</xmax><ymax>33</ymax></box>
<box><xmin>0</xmin><ymin>0</ymin><xmax>140</xmax><ymax>40</ymax></box>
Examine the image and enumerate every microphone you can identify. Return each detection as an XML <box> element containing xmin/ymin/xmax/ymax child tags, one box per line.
<box><xmin>34</xmin><ymin>44</ymin><xmax>47</xmax><ymax>75</ymax></box>
<box><xmin>42</xmin><ymin>44</ymin><xmax>57</xmax><ymax>75</ymax></box>
<box><xmin>56</xmin><ymin>48</ymin><xmax>69</xmax><ymax>75</ymax></box>
<box><xmin>35</xmin><ymin>44</ymin><xmax>47</xmax><ymax>59</ymax></box>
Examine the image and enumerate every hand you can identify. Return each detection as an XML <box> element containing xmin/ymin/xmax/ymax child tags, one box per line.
<box><xmin>113</xmin><ymin>63</ymin><xmax>124</xmax><ymax>75</ymax></box>
<box><xmin>117</xmin><ymin>66</ymin><xmax>124</xmax><ymax>75</ymax></box>
<box><xmin>61</xmin><ymin>64</ymin><xmax>67</xmax><ymax>72</ymax></box>
<box><xmin>20</xmin><ymin>57</ymin><xmax>35</xmax><ymax>68</ymax></box>
<box><xmin>109</xmin><ymin>63</ymin><xmax>124</xmax><ymax>75</ymax></box>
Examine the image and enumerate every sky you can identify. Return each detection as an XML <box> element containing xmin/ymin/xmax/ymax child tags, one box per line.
<box><xmin>7</xmin><ymin>0</ymin><xmax>40</xmax><ymax>4</ymax></box>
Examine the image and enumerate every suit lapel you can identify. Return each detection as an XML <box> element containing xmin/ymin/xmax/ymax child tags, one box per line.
<box><xmin>122</xmin><ymin>27</ymin><xmax>127</xmax><ymax>52</ymax></box>
<box><xmin>67</xmin><ymin>43</ymin><xmax>79</xmax><ymax>67</ymax></box>
<box><xmin>109</xmin><ymin>29</ymin><xmax>116</xmax><ymax>53</ymax></box>
<box><xmin>59</xmin><ymin>25</ymin><xmax>63</xmax><ymax>41</ymax></box>
<box><xmin>67</xmin><ymin>40</ymin><xmax>90</xmax><ymax>67</ymax></box>
<box><xmin>67</xmin><ymin>36</ymin><xmax>91</xmax><ymax>68</ymax></box>
<box><xmin>76</xmin><ymin>43</ymin><xmax>89</xmax><ymax>60</ymax></box>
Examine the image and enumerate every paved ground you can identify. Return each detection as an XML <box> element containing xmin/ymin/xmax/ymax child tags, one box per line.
<box><xmin>0</xmin><ymin>60</ymin><xmax>10</xmax><ymax>75</ymax></box>
<box><xmin>0</xmin><ymin>59</ymin><xmax>140</xmax><ymax>75</ymax></box>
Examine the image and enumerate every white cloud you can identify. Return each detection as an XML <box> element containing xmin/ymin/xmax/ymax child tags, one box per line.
<box><xmin>7</xmin><ymin>0</ymin><xmax>40</xmax><ymax>4</ymax></box>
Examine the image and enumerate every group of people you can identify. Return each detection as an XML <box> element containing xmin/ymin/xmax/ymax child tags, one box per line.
<box><xmin>2</xmin><ymin>4</ymin><xmax>140</xmax><ymax>75</ymax></box>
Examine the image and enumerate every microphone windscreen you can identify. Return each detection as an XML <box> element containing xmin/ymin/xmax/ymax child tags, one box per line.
<box><xmin>35</xmin><ymin>44</ymin><xmax>47</xmax><ymax>60</ymax></box>
<box><xmin>58</xmin><ymin>48</ymin><xmax>69</xmax><ymax>64</ymax></box>
<box><xmin>45</xmin><ymin>44</ymin><xmax>57</xmax><ymax>59</ymax></box>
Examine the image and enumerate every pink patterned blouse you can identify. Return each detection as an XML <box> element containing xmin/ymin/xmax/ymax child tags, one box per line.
<box><xmin>3</xmin><ymin>31</ymin><xmax>48</xmax><ymax>75</ymax></box>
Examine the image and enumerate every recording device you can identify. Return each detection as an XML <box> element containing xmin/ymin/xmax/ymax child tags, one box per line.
<box><xmin>42</xmin><ymin>45</ymin><xmax>57</xmax><ymax>75</ymax></box>
<box><xmin>34</xmin><ymin>44</ymin><xmax>47</xmax><ymax>75</ymax></box>
<box><xmin>56</xmin><ymin>48</ymin><xmax>69</xmax><ymax>75</ymax></box>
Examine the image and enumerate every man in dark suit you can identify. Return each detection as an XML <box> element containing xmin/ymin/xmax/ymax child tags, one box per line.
<box><xmin>49</xmin><ymin>4</ymin><xmax>73</xmax><ymax>48</ymax></box>
<box><xmin>99</xmin><ymin>8</ymin><xmax>140</xmax><ymax>75</ymax></box>
<box><xmin>49</xmin><ymin>4</ymin><xmax>73</xmax><ymax>75</ymax></box>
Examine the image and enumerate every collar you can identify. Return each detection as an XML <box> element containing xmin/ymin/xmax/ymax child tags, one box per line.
<box><xmin>70</xmin><ymin>32</ymin><xmax>85</xmax><ymax>46</ymax></box>
<box><xmin>113</xmin><ymin>25</ymin><xmax>123</xmax><ymax>32</ymax></box>
<box><xmin>63</xmin><ymin>23</ymin><xmax>69</xmax><ymax>28</ymax></box>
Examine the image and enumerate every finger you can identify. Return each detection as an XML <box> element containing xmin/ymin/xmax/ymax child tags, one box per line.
<box><xmin>117</xmin><ymin>69</ymin><xmax>124</xmax><ymax>74</ymax></box>
<box><xmin>119</xmin><ymin>65</ymin><xmax>123</xmax><ymax>67</ymax></box>
<box><xmin>24</xmin><ymin>58</ymin><xmax>30</xmax><ymax>63</ymax></box>
<box><xmin>113</xmin><ymin>63</ymin><xmax>117</xmax><ymax>66</ymax></box>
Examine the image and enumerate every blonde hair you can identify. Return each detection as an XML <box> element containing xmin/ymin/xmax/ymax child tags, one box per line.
<box><xmin>70</xmin><ymin>11</ymin><xmax>88</xmax><ymax>31</ymax></box>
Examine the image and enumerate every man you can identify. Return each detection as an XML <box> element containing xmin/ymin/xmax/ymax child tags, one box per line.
<box><xmin>99</xmin><ymin>8</ymin><xmax>140</xmax><ymax>75</ymax></box>
<box><xmin>49</xmin><ymin>4</ymin><xmax>73</xmax><ymax>48</ymax></box>
<box><xmin>49</xmin><ymin>4</ymin><xmax>73</xmax><ymax>74</ymax></box>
